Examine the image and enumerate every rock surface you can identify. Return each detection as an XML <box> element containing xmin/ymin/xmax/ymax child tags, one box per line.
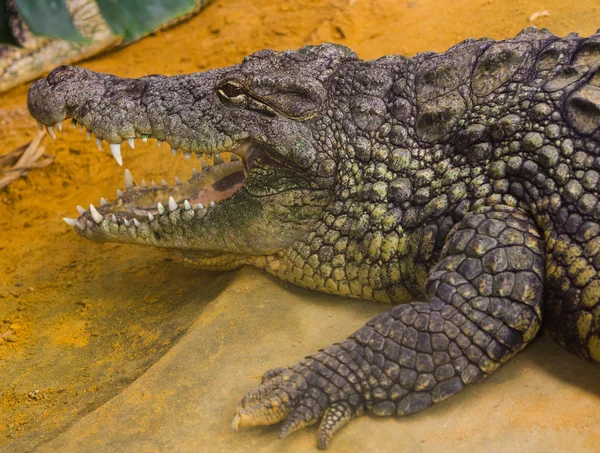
<box><xmin>36</xmin><ymin>267</ymin><xmax>600</xmax><ymax>452</ymax></box>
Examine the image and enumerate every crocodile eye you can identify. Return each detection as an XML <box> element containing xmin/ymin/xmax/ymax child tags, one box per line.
<box><xmin>217</xmin><ymin>81</ymin><xmax>275</xmax><ymax>117</ymax></box>
<box><xmin>217</xmin><ymin>82</ymin><xmax>246</xmax><ymax>101</ymax></box>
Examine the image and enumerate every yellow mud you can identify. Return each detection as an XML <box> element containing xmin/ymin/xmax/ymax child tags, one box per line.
<box><xmin>0</xmin><ymin>0</ymin><xmax>599</xmax><ymax>452</ymax></box>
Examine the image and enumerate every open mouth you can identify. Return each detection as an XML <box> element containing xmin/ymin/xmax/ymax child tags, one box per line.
<box><xmin>50</xmin><ymin>119</ymin><xmax>253</xmax><ymax>230</ymax></box>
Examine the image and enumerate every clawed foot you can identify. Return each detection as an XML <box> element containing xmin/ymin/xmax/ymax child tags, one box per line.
<box><xmin>232</xmin><ymin>357</ymin><xmax>364</xmax><ymax>449</ymax></box>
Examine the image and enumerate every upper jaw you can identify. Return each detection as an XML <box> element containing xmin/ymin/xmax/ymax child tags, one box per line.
<box><xmin>27</xmin><ymin>65</ymin><xmax>246</xmax><ymax>167</ymax></box>
<box><xmin>40</xmin><ymin>115</ymin><xmax>251</xmax><ymax>169</ymax></box>
<box><xmin>27</xmin><ymin>65</ymin><xmax>257</xmax><ymax>241</ymax></box>
<box><xmin>28</xmin><ymin>65</ymin><xmax>329</xmax><ymax>256</ymax></box>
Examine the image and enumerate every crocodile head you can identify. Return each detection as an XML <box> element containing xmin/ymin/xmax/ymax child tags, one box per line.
<box><xmin>27</xmin><ymin>44</ymin><xmax>358</xmax><ymax>270</ymax></box>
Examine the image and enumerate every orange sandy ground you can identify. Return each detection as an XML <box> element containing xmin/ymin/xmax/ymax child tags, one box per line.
<box><xmin>0</xmin><ymin>0</ymin><xmax>599</xmax><ymax>451</ymax></box>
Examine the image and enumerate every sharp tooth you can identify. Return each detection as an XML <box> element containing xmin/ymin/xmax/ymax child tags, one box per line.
<box><xmin>36</xmin><ymin>120</ymin><xmax>43</xmax><ymax>131</ymax></box>
<box><xmin>117</xmin><ymin>189</ymin><xmax>123</xmax><ymax>198</ymax></box>
<box><xmin>197</xmin><ymin>203</ymin><xmax>205</xmax><ymax>209</ymax></box>
<box><xmin>168</xmin><ymin>196</ymin><xmax>178</xmax><ymax>212</ymax></box>
<box><xmin>141</xmin><ymin>180</ymin><xmax>148</xmax><ymax>188</ymax></box>
<box><xmin>157</xmin><ymin>139</ymin><xmax>163</xmax><ymax>147</ymax></box>
<box><xmin>184</xmin><ymin>200</ymin><xmax>192</xmax><ymax>211</ymax></box>
<box><xmin>171</xmin><ymin>147</ymin><xmax>178</xmax><ymax>156</ymax></box>
<box><xmin>46</xmin><ymin>126</ymin><xmax>56</xmax><ymax>139</ymax></box>
<box><xmin>209</xmin><ymin>201</ymin><xmax>216</xmax><ymax>208</ymax></box>
<box><xmin>89</xmin><ymin>204</ymin><xmax>103</xmax><ymax>224</ymax></box>
<box><xmin>72</xmin><ymin>120</ymin><xmax>77</xmax><ymax>129</ymax></box>
<box><xmin>184</xmin><ymin>152</ymin><xmax>191</xmax><ymax>160</ymax></box>
<box><xmin>151</xmin><ymin>181</ymin><xmax>158</xmax><ymax>189</ymax></box>
<box><xmin>148</xmin><ymin>212</ymin><xmax>155</xmax><ymax>221</ymax></box>
<box><xmin>231</xmin><ymin>154</ymin><xmax>240</xmax><ymax>161</ymax></box>
<box><xmin>214</xmin><ymin>153</ymin><xmax>224</xmax><ymax>164</ymax></box>
<box><xmin>157</xmin><ymin>202</ymin><xmax>165</xmax><ymax>215</ymax></box>
<box><xmin>100</xmin><ymin>197</ymin><xmax>107</xmax><ymax>206</ymax></box>
<box><xmin>63</xmin><ymin>217</ymin><xmax>78</xmax><ymax>226</ymax></box>
<box><xmin>133</xmin><ymin>218</ymin><xmax>142</xmax><ymax>228</ymax></box>
<box><xmin>161</xmin><ymin>179</ymin><xmax>168</xmax><ymax>187</ymax></box>
<box><xmin>78</xmin><ymin>124</ymin><xmax>83</xmax><ymax>132</ymax></box>
<box><xmin>110</xmin><ymin>143</ymin><xmax>123</xmax><ymax>166</ymax></box>
<box><xmin>57</xmin><ymin>121</ymin><xmax>63</xmax><ymax>131</ymax></box>
<box><xmin>76</xmin><ymin>205</ymin><xmax>85</xmax><ymax>214</ymax></box>
<box><xmin>142</xmin><ymin>135</ymin><xmax>148</xmax><ymax>142</ymax></box>
<box><xmin>199</xmin><ymin>158</ymin><xmax>209</xmax><ymax>168</ymax></box>
<box><xmin>175</xmin><ymin>177</ymin><xmax>182</xmax><ymax>185</ymax></box>
<box><xmin>124</xmin><ymin>169</ymin><xmax>134</xmax><ymax>188</ymax></box>
<box><xmin>192</xmin><ymin>168</ymin><xmax>198</xmax><ymax>176</ymax></box>
<box><xmin>123</xmin><ymin>218</ymin><xmax>131</xmax><ymax>227</ymax></box>
<box><xmin>86</xmin><ymin>130</ymin><xmax>91</xmax><ymax>140</ymax></box>
<box><xmin>127</xmin><ymin>138</ymin><xmax>135</xmax><ymax>149</ymax></box>
<box><xmin>111</xmin><ymin>214</ymin><xmax>118</xmax><ymax>223</ymax></box>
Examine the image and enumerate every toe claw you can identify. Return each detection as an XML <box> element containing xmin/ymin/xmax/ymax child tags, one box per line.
<box><xmin>231</xmin><ymin>414</ymin><xmax>241</xmax><ymax>432</ymax></box>
<box><xmin>234</xmin><ymin>362</ymin><xmax>362</xmax><ymax>449</ymax></box>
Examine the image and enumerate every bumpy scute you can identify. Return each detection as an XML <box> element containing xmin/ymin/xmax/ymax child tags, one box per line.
<box><xmin>26</xmin><ymin>27</ymin><xmax>600</xmax><ymax>448</ymax></box>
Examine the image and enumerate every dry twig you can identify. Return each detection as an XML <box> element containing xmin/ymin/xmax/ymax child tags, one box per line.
<box><xmin>0</xmin><ymin>130</ymin><xmax>54</xmax><ymax>190</ymax></box>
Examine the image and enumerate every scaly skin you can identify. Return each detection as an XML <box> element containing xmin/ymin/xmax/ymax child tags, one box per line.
<box><xmin>27</xmin><ymin>27</ymin><xmax>600</xmax><ymax>448</ymax></box>
<box><xmin>0</xmin><ymin>0</ymin><xmax>212</xmax><ymax>93</ymax></box>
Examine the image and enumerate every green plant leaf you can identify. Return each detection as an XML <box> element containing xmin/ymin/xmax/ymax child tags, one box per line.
<box><xmin>95</xmin><ymin>0</ymin><xmax>196</xmax><ymax>43</ymax></box>
<box><xmin>15</xmin><ymin>0</ymin><xmax>88</xmax><ymax>42</ymax></box>
<box><xmin>0</xmin><ymin>0</ymin><xmax>19</xmax><ymax>46</ymax></box>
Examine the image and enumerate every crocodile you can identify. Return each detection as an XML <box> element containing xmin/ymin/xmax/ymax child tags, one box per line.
<box><xmin>0</xmin><ymin>0</ymin><xmax>212</xmax><ymax>93</ymax></box>
<box><xmin>26</xmin><ymin>27</ymin><xmax>600</xmax><ymax>449</ymax></box>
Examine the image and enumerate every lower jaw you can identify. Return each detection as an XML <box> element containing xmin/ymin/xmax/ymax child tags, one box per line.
<box><xmin>66</xmin><ymin>141</ymin><xmax>254</xmax><ymax>231</ymax></box>
<box><xmin>108</xmin><ymin>159</ymin><xmax>246</xmax><ymax>219</ymax></box>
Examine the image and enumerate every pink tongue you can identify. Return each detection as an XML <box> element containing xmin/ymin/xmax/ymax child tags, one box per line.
<box><xmin>188</xmin><ymin>180</ymin><xmax>245</xmax><ymax>205</ymax></box>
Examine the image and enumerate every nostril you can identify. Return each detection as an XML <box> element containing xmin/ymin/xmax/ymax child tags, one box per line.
<box><xmin>27</xmin><ymin>81</ymin><xmax>69</xmax><ymax>127</ymax></box>
<box><xmin>47</xmin><ymin>65</ymin><xmax>75</xmax><ymax>85</ymax></box>
<box><xmin>27</xmin><ymin>66</ymin><xmax>97</xmax><ymax>126</ymax></box>
<box><xmin>46</xmin><ymin>65</ymin><xmax>89</xmax><ymax>86</ymax></box>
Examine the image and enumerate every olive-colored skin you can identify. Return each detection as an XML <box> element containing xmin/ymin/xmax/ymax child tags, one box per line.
<box><xmin>27</xmin><ymin>27</ymin><xmax>600</xmax><ymax>449</ymax></box>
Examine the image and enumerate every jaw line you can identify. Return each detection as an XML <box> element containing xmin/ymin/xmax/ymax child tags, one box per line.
<box><xmin>61</xmin><ymin>130</ymin><xmax>257</xmax><ymax>237</ymax></box>
<box><xmin>53</xmin><ymin>117</ymin><xmax>319</xmax><ymax>259</ymax></box>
